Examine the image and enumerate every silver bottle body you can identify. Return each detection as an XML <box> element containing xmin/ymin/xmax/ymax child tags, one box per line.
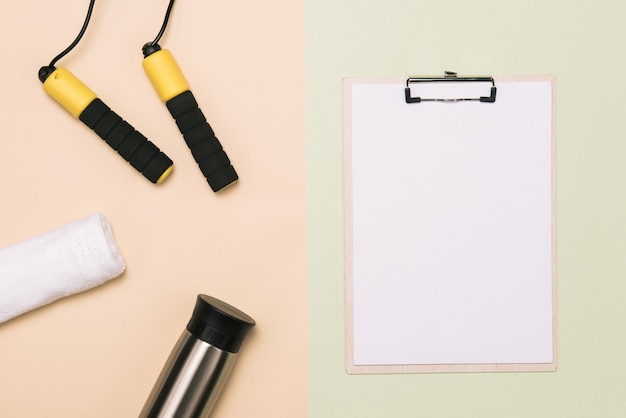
<box><xmin>139</xmin><ymin>330</ymin><xmax>237</xmax><ymax>418</ymax></box>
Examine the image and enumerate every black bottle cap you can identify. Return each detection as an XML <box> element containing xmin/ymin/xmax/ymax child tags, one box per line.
<box><xmin>186</xmin><ymin>294</ymin><xmax>256</xmax><ymax>353</ymax></box>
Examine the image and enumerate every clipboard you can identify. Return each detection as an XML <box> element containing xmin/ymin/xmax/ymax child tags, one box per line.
<box><xmin>344</xmin><ymin>74</ymin><xmax>556</xmax><ymax>374</ymax></box>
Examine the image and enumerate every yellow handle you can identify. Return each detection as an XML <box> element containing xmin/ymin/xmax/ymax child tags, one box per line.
<box><xmin>142</xmin><ymin>49</ymin><xmax>190</xmax><ymax>102</ymax></box>
<box><xmin>42</xmin><ymin>67</ymin><xmax>97</xmax><ymax>118</ymax></box>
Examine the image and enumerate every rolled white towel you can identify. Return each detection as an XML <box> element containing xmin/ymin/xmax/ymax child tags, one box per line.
<box><xmin>0</xmin><ymin>213</ymin><xmax>126</xmax><ymax>324</ymax></box>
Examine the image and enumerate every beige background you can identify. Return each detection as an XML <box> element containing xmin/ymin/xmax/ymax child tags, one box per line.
<box><xmin>0</xmin><ymin>1</ymin><xmax>307</xmax><ymax>417</ymax></box>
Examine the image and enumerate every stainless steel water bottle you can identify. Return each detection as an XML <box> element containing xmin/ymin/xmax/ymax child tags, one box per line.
<box><xmin>139</xmin><ymin>294</ymin><xmax>255</xmax><ymax>418</ymax></box>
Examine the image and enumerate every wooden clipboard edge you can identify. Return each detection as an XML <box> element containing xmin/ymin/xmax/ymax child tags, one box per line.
<box><xmin>348</xmin><ymin>362</ymin><xmax>557</xmax><ymax>375</ymax></box>
<box><xmin>343</xmin><ymin>75</ymin><xmax>557</xmax><ymax>375</ymax></box>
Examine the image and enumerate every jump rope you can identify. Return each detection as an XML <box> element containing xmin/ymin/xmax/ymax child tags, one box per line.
<box><xmin>38</xmin><ymin>0</ymin><xmax>238</xmax><ymax>191</ymax></box>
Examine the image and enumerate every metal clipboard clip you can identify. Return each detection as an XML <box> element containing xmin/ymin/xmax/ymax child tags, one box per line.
<box><xmin>404</xmin><ymin>71</ymin><xmax>497</xmax><ymax>103</ymax></box>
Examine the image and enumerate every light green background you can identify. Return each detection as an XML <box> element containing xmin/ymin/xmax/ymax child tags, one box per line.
<box><xmin>306</xmin><ymin>1</ymin><xmax>626</xmax><ymax>417</ymax></box>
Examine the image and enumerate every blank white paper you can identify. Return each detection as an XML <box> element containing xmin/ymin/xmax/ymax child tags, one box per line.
<box><xmin>347</xmin><ymin>78</ymin><xmax>554</xmax><ymax>367</ymax></box>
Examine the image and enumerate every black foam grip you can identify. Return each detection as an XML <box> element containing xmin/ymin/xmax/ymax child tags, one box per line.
<box><xmin>166</xmin><ymin>90</ymin><xmax>238</xmax><ymax>192</ymax></box>
<box><xmin>79</xmin><ymin>99</ymin><xmax>173</xmax><ymax>183</ymax></box>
